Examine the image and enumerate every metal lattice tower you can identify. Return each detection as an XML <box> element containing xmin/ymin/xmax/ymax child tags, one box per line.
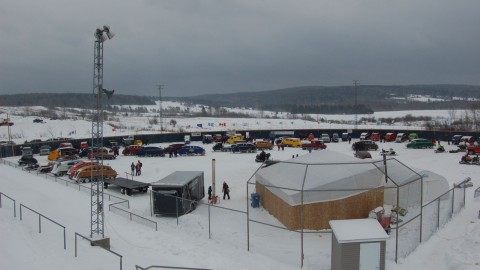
<box><xmin>90</xmin><ymin>26</ymin><xmax>114</xmax><ymax>239</ymax></box>
<box><xmin>353</xmin><ymin>80</ymin><xmax>359</xmax><ymax>130</ymax></box>
<box><xmin>157</xmin><ymin>84</ymin><xmax>164</xmax><ymax>131</ymax></box>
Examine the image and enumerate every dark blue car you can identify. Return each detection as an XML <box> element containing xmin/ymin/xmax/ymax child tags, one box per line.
<box><xmin>178</xmin><ymin>145</ymin><xmax>205</xmax><ymax>156</ymax></box>
<box><xmin>136</xmin><ymin>146</ymin><xmax>165</xmax><ymax>157</ymax></box>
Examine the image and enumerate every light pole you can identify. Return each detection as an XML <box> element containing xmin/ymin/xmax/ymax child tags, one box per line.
<box><xmin>353</xmin><ymin>80</ymin><xmax>359</xmax><ymax>130</ymax></box>
<box><xmin>90</xmin><ymin>25</ymin><xmax>114</xmax><ymax>247</ymax></box>
<box><xmin>157</xmin><ymin>84</ymin><xmax>165</xmax><ymax>131</ymax></box>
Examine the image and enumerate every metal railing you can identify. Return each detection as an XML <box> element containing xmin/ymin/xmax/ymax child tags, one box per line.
<box><xmin>0</xmin><ymin>191</ymin><xmax>16</xmax><ymax>217</ymax></box>
<box><xmin>75</xmin><ymin>232</ymin><xmax>123</xmax><ymax>270</ymax></box>
<box><xmin>135</xmin><ymin>265</ymin><xmax>212</xmax><ymax>270</ymax></box>
<box><xmin>19</xmin><ymin>203</ymin><xmax>66</xmax><ymax>250</ymax></box>
<box><xmin>109</xmin><ymin>201</ymin><xmax>158</xmax><ymax>231</ymax></box>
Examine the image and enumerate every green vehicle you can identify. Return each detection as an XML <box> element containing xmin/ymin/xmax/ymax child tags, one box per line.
<box><xmin>406</xmin><ymin>139</ymin><xmax>434</xmax><ymax>149</ymax></box>
<box><xmin>408</xmin><ymin>133</ymin><xmax>418</xmax><ymax>141</ymax></box>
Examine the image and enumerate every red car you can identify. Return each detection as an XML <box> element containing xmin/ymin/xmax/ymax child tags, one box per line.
<box><xmin>370</xmin><ymin>133</ymin><xmax>381</xmax><ymax>141</ymax></box>
<box><xmin>122</xmin><ymin>145</ymin><xmax>142</xmax><ymax>156</ymax></box>
<box><xmin>301</xmin><ymin>140</ymin><xmax>327</xmax><ymax>150</ymax></box>
<box><xmin>384</xmin><ymin>133</ymin><xmax>396</xmax><ymax>142</ymax></box>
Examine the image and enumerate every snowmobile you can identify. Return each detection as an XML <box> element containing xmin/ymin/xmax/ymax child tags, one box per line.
<box><xmin>459</xmin><ymin>154</ymin><xmax>480</xmax><ymax>165</ymax></box>
<box><xmin>434</xmin><ymin>145</ymin><xmax>446</xmax><ymax>153</ymax></box>
<box><xmin>255</xmin><ymin>151</ymin><xmax>271</xmax><ymax>162</ymax></box>
<box><xmin>18</xmin><ymin>156</ymin><xmax>38</xmax><ymax>166</ymax></box>
<box><xmin>380</xmin><ymin>148</ymin><xmax>397</xmax><ymax>156</ymax></box>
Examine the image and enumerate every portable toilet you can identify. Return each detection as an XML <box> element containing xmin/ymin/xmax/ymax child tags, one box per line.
<box><xmin>329</xmin><ymin>219</ymin><xmax>389</xmax><ymax>270</ymax></box>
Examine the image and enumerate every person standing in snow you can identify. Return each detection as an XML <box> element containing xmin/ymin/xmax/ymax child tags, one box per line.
<box><xmin>222</xmin><ymin>181</ymin><xmax>230</xmax><ymax>200</ymax></box>
<box><xmin>130</xmin><ymin>162</ymin><xmax>135</xmax><ymax>176</ymax></box>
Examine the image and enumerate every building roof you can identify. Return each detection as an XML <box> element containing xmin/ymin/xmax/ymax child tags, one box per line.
<box><xmin>329</xmin><ymin>219</ymin><xmax>389</xmax><ymax>243</ymax></box>
<box><xmin>151</xmin><ymin>171</ymin><xmax>203</xmax><ymax>187</ymax></box>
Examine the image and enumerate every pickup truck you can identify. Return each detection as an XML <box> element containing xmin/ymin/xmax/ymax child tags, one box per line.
<box><xmin>301</xmin><ymin>140</ymin><xmax>327</xmax><ymax>150</ymax></box>
<box><xmin>212</xmin><ymin>142</ymin><xmax>232</xmax><ymax>152</ymax></box>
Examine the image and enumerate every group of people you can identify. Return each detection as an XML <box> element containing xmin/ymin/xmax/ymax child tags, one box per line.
<box><xmin>130</xmin><ymin>160</ymin><xmax>143</xmax><ymax>176</ymax></box>
<box><xmin>207</xmin><ymin>181</ymin><xmax>231</xmax><ymax>202</ymax></box>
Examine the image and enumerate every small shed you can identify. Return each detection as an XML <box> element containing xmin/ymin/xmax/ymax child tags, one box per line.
<box><xmin>151</xmin><ymin>171</ymin><xmax>204</xmax><ymax>216</ymax></box>
<box><xmin>330</xmin><ymin>219</ymin><xmax>389</xmax><ymax>270</ymax></box>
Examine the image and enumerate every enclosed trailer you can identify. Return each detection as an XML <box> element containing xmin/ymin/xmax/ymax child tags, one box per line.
<box><xmin>151</xmin><ymin>171</ymin><xmax>205</xmax><ymax>216</ymax></box>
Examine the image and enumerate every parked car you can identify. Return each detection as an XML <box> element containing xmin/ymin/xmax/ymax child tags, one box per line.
<box><xmin>202</xmin><ymin>135</ymin><xmax>214</xmax><ymax>144</ymax></box>
<box><xmin>136</xmin><ymin>146</ymin><xmax>165</xmax><ymax>157</ymax></box>
<box><xmin>48</xmin><ymin>147</ymin><xmax>78</xmax><ymax>161</ymax></box>
<box><xmin>406</xmin><ymin>139</ymin><xmax>434</xmax><ymax>149</ymax></box>
<box><xmin>87</xmin><ymin>148</ymin><xmax>116</xmax><ymax>160</ymax></box>
<box><xmin>33</xmin><ymin>118</ymin><xmax>44</xmax><ymax>123</ymax></box>
<box><xmin>212</xmin><ymin>142</ymin><xmax>232</xmax><ymax>152</ymax></box>
<box><xmin>370</xmin><ymin>132</ymin><xmax>381</xmax><ymax>141</ymax></box>
<box><xmin>341</xmin><ymin>133</ymin><xmax>349</xmax><ymax>142</ymax></box>
<box><xmin>321</xmin><ymin>133</ymin><xmax>331</xmax><ymax>143</ymax></box>
<box><xmin>451</xmin><ymin>134</ymin><xmax>463</xmax><ymax>145</ymax></box>
<box><xmin>73</xmin><ymin>164</ymin><xmax>118</xmax><ymax>183</ymax></box>
<box><xmin>231</xmin><ymin>143</ymin><xmax>257</xmax><ymax>153</ymax></box>
<box><xmin>164</xmin><ymin>143</ymin><xmax>185</xmax><ymax>154</ymax></box>
<box><xmin>384</xmin><ymin>133</ymin><xmax>397</xmax><ymax>142</ymax></box>
<box><xmin>122</xmin><ymin>145</ymin><xmax>143</xmax><ymax>156</ymax></box>
<box><xmin>359</xmin><ymin>132</ymin><xmax>371</xmax><ymax>140</ymax></box>
<box><xmin>79</xmin><ymin>147</ymin><xmax>96</xmax><ymax>158</ymax></box>
<box><xmin>281</xmin><ymin>137</ymin><xmax>302</xmax><ymax>147</ymax></box>
<box><xmin>226</xmin><ymin>134</ymin><xmax>245</xmax><ymax>144</ymax></box>
<box><xmin>395</xmin><ymin>133</ymin><xmax>407</xmax><ymax>143</ymax></box>
<box><xmin>352</xmin><ymin>140</ymin><xmax>379</xmax><ymax>151</ymax></box>
<box><xmin>302</xmin><ymin>140</ymin><xmax>327</xmax><ymax>150</ymax></box>
<box><xmin>39</xmin><ymin>145</ymin><xmax>52</xmax><ymax>156</ymax></box>
<box><xmin>408</xmin><ymin>133</ymin><xmax>419</xmax><ymax>141</ymax></box>
<box><xmin>178</xmin><ymin>145</ymin><xmax>206</xmax><ymax>156</ymax></box>
<box><xmin>254</xmin><ymin>140</ymin><xmax>273</xmax><ymax>150</ymax></box>
<box><xmin>332</xmin><ymin>133</ymin><xmax>339</xmax><ymax>143</ymax></box>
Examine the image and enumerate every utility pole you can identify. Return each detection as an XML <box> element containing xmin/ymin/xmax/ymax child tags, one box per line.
<box><xmin>353</xmin><ymin>80</ymin><xmax>359</xmax><ymax>130</ymax></box>
<box><xmin>157</xmin><ymin>84</ymin><xmax>165</xmax><ymax>131</ymax></box>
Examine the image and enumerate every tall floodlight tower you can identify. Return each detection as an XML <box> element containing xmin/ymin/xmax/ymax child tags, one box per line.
<box><xmin>157</xmin><ymin>84</ymin><xmax>165</xmax><ymax>131</ymax></box>
<box><xmin>353</xmin><ymin>80</ymin><xmax>359</xmax><ymax>130</ymax></box>
<box><xmin>91</xmin><ymin>25</ymin><xmax>115</xmax><ymax>247</ymax></box>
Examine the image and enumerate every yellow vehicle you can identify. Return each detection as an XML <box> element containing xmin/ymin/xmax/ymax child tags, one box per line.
<box><xmin>73</xmin><ymin>164</ymin><xmax>118</xmax><ymax>183</ymax></box>
<box><xmin>226</xmin><ymin>134</ymin><xmax>245</xmax><ymax>144</ymax></box>
<box><xmin>281</xmin><ymin>137</ymin><xmax>302</xmax><ymax>147</ymax></box>
<box><xmin>254</xmin><ymin>140</ymin><xmax>273</xmax><ymax>150</ymax></box>
<box><xmin>134</xmin><ymin>139</ymin><xmax>143</xmax><ymax>146</ymax></box>
<box><xmin>47</xmin><ymin>147</ymin><xmax>78</xmax><ymax>161</ymax></box>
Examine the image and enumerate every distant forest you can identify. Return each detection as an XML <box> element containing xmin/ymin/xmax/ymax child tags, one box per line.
<box><xmin>1</xmin><ymin>84</ymin><xmax>480</xmax><ymax>114</ymax></box>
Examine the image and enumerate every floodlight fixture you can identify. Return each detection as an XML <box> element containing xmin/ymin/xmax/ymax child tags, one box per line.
<box><xmin>94</xmin><ymin>25</ymin><xmax>114</xmax><ymax>42</ymax></box>
<box><xmin>103</xmin><ymin>25</ymin><xmax>115</xmax><ymax>39</ymax></box>
<box><xmin>102</xmin><ymin>89</ymin><xmax>115</xmax><ymax>99</ymax></box>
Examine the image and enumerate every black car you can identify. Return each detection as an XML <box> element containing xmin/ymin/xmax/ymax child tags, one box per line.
<box><xmin>136</xmin><ymin>146</ymin><xmax>165</xmax><ymax>157</ymax></box>
<box><xmin>33</xmin><ymin>118</ymin><xmax>44</xmax><ymax>123</ymax></box>
<box><xmin>231</xmin><ymin>143</ymin><xmax>257</xmax><ymax>153</ymax></box>
<box><xmin>352</xmin><ymin>140</ymin><xmax>379</xmax><ymax>151</ymax></box>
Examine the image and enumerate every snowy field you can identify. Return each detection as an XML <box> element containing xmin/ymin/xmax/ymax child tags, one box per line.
<box><xmin>1</xmin><ymin>108</ymin><xmax>480</xmax><ymax>270</ymax></box>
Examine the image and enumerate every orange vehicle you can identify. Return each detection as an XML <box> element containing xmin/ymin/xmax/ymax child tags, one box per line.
<box><xmin>67</xmin><ymin>161</ymin><xmax>97</xmax><ymax>179</ymax></box>
<box><xmin>122</xmin><ymin>145</ymin><xmax>142</xmax><ymax>156</ymax></box>
<box><xmin>73</xmin><ymin>164</ymin><xmax>118</xmax><ymax>183</ymax></box>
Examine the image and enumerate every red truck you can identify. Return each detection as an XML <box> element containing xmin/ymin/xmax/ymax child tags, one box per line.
<box><xmin>301</xmin><ymin>140</ymin><xmax>327</xmax><ymax>150</ymax></box>
<box><xmin>467</xmin><ymin>145</ymin><xmax>480</xmax><ymax>155</ymax></box>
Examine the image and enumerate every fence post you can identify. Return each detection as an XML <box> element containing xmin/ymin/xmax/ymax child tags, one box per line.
<box><xmin>0</xmin><ymin>193</ymin><xmax>2</xmax><ymax>208</ymax></box>
<box><xmin>208</xmin><ymin>203</ymin><xmax>211</xmax><ymax>239</ymax></box>
<box><xmin>437</xmin><ymin>198</ymin><xmax>440</xmax><ymax>230</ymax></box>
<box><xmin>64</xmin><ymin>227</ymin><xmax>66</xmax><ymax>250</ymax></box>
<box><xmin>39</xmin><ymin>215</ymin><xmax>42</xmax><ymax>233</ymax></box>
<box><xmin>20</xmin><ymin>204</ymin><xmax>22</xmax><ymax>220</ymax></box>
<box><xmin>176</xmin><ymin>197</ymin><xmax>179</xmax><ymax>225</ymax></box>
<box><xmin>451</xmin><ymin>187</ymin><xmax>455</xmax><ymax>214</ymax></box>
<box><xmin>75</xmin><ymin>233</ymin><xmax>77</xmax><ymax>257</ymax></box>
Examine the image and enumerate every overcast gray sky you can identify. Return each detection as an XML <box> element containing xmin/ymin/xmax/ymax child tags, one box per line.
<box><xmin>1</xmin><ymin>0</ymin><xmax>479</xmax><ymax>97</ymax></box>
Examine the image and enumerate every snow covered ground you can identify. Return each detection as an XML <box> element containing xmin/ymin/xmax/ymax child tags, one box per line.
<box><xmin>1</xmin><ymin>109</ymin><xmax>480</xmax><ymax>270</ymax></box>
